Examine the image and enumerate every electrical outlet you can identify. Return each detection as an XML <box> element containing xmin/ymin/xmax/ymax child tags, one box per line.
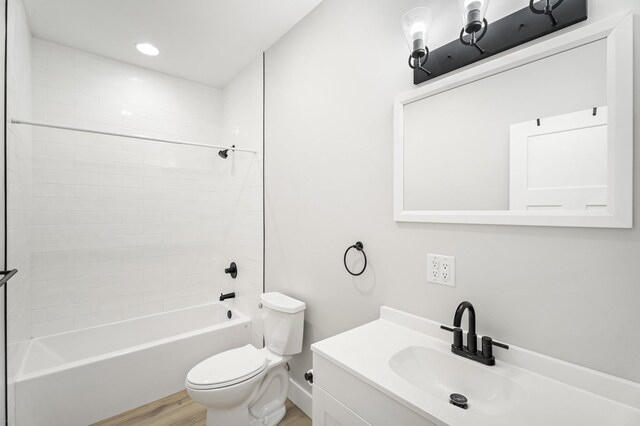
<box><xmin>430</xmin><ymin>257</ymin><xmax>439</xmax><ymax>270</ymax></box>
<box><xmin>430</xmin><ymin>263</ymin><xmax>439</xmax><ymax>279</ymax></box>
<box><xmin>427</xmin><ymin>254</ymin><xmax>455</xmax><ymax>287</ymax></box>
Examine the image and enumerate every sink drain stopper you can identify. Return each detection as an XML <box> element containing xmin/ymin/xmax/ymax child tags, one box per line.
<box><xmin>450</xmin><ymin>393</ymin><xmax>468</xmax><ymax>409</ymax></box>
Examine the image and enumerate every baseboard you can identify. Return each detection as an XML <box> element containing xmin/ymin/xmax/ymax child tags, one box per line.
<box><xmin>287</xmin><ymin>378</ymin><xmax>312</xmax><ymax>419</ymax></box>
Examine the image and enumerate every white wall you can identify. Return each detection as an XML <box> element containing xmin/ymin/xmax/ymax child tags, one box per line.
<box><xmin>264</xmin><ymin>0</ymin><xmax>640</xmax><ymax>401</ymax></box>
<box><xmin>221</xmin><ymin>55</ymin><xmax>264</xmax><ymax>348</ymax></box>
<box><xmin>28</xmin><ymin>40</ymin><xmax>262</xmax><ymax>336</ymax></box>
<box><xmin>6</xmin><ymin>0</ymin><xmax>32</xmax><ymax>422</ymax></box>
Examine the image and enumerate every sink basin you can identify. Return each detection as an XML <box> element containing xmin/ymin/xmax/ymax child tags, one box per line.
<box><xmin>389</xmin><ymin>345</ymin><xmax>526</xmax><ymax>415</ymax></box>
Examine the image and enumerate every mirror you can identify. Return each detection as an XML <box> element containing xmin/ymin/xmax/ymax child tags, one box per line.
<box><xmin>394</xmin><ymin>13</ymin><xmax>633</xmax><ymax>228</ymax></box>
<box><xmin>509</xmin><ymin>106</ymin><xmax>607</xmax><ymax>212</ymax></box>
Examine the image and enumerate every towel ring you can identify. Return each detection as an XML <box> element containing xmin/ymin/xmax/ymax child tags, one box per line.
<box><xmin>344</xmin><ymin>241</ymin><xmax>367</xmax><ymax>276</ymax></box>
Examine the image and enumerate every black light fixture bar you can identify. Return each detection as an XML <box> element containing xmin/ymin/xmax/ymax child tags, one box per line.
<box><xmin>413</xmin><ymin>0</ymin><xmax>587</xmax><ymax>85</ymax></box>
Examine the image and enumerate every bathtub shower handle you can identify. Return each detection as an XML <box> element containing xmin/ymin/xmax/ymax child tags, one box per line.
<box><xmin>225</xmin><ymin>262</ymin><xmax>238</xmax><ymax>278</ymax></box>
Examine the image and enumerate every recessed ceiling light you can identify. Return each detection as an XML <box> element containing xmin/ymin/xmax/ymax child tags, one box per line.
<box><xmin>135</xmin><ymin>42</ymin><xmax>159</xmax><ymax>56</ymax></box>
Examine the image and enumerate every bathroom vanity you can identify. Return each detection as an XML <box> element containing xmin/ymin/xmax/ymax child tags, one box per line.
<box><xmin>311</xmin><ymin>307</ymin><xmax>640</xmax><ymax>426</ymax></box>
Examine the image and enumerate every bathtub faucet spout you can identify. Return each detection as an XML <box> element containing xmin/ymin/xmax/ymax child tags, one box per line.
<box><xmin>220</xmin><ymin>292</ymin><xmax>236</xmax><ymax>301</ymax></box>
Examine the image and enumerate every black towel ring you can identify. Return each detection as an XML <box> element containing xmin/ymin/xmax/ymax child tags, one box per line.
<box><xmin>344</xmin><ymin>241</ymin><xmax>367</xmax><ymax>276</ymax></box>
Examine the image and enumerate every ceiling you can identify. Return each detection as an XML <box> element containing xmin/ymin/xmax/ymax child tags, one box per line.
<box><xmin>23</xmin><ymin>0</ymin><xmax>323</xmax><ymax>88</ymax></box>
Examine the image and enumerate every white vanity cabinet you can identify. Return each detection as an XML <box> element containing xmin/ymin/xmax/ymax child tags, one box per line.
<box><xmin>312</xmin><ymin>353</ymin><xmax>440</xmax><ymax>426</ymax></box>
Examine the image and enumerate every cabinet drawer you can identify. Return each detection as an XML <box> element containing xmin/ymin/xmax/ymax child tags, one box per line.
<box><xmin>313</xmin><ymin>353</ymin><xmax>441</xmax><ymax>425</ymax></box>
<box><xmin>313</xmin><ymin>385</ymin><xmax>372</xmax><ymax>426</ymax></box>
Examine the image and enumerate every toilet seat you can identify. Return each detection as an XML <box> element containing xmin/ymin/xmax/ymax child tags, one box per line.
<box><xmin>186</xmin><ymin>345</ymin><xmax>268</xmax><ymax>390</ymax></box>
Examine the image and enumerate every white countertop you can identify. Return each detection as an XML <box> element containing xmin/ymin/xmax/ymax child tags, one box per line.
<box><xmin>311</xmin><ymin>306</ymin><xmax>640</xmax><ymax>426</ymax></box>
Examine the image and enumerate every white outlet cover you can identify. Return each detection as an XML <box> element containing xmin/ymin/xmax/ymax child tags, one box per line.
<box><xmin>427</xmin><ymin>254</ymin><xmax>455</xmax><ymax>287</ymax></box>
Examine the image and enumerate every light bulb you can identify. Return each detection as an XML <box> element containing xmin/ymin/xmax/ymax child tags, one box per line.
<box><xmin>458</xmin><ymin>0</ymin><xmax>489</xmax><ymax>34</ymax></box>
<box><xmin>463</xmin><ymin>0</ymin><xmax>484</xmax><ymax>12</ymax></box>
<box><xmin>401</xmin><ymin>7</ymin><xmax>433</xmax><ymax>58</ymax></box>
<box><xmin>410</xmin><ymin>21</ymin><xmax>427</xmax><ymax>41</ymax></box>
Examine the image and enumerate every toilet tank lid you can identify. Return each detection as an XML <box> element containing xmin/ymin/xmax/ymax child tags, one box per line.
<box><xmin>261</xmin><ymin>292</ymin><xmax>306</xmax><ymax>313</ymax></box>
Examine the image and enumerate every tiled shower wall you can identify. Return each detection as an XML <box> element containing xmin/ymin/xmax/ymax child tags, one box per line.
<box><xmin>28</xmin><ymin>39</ymin><xmax>263</xmax><ymax>337</ymax></box>
<box><xmin>6</xmin><ymin>0</ymin><xmax>32</xmax><ymax>422</ymax></box>
<box><xmin>221</xmin><ymin>55</ymin><xmax>264</xmax><ymax>347</ymax></box>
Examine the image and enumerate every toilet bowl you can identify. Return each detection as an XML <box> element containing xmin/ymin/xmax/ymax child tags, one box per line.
<box><xmin>185</xmin><ymin>292</ymin><xmax>305</xmax><ymax>426</ymax></box>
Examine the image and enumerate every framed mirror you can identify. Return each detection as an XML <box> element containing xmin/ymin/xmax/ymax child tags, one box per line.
<box><xmin>394</xmin><ymin>12</ymin><xmax>633</xmax><ymax>228</ymax></box>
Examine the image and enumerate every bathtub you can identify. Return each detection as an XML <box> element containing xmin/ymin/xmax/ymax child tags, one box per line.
<box><xmin>15</xmin><ymin>302</ymin><xmax>251</xmax><ymax>426</ymax></box>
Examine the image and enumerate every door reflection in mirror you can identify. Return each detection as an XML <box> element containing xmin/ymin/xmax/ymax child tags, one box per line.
<box><xmin>509</xmin><ymin>106</ymin><xmax>608</xmax><ymax>211</ymax></box>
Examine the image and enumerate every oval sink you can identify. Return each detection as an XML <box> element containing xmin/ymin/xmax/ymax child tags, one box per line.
<box><xmin>389</xmin><ymin>345</ymin><xmax>526</xmax><ymax>415</ymax></box>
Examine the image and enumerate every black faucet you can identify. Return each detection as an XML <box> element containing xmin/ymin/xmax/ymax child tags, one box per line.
<box><xmin>441</xmin><ymin>301</ymin><xmax>508</xmax><ymax>366</ymax></box>
<box><xmin>219</xmin><ymin>292</ymin><xmax>236</xmax><ymax>301</ymax></box>
<box><xmin>454</xmin><ymin>301</ymin><xmax>477</xmax><ymax>353</ymax></box>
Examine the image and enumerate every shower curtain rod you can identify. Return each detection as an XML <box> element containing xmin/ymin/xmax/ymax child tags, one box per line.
<box><xmin>10</xmin><ymin>119</ymin><xmax>258</xmax><ymax>154</ymax></box>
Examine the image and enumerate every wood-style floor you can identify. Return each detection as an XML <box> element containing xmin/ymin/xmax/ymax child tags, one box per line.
<box><xmin>93</xmin><ymin>390</ymin><xmax>311</xmax><ymax>426</ymax></box>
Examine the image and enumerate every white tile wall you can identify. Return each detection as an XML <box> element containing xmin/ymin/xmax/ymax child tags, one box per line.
<box><xmin>28</xmin><ymin>39</ymin><xmax>263</xmax><ymax>337</ymax></box>
<box><xmin>221</xmin><ymin>56</ymin><xmax>264</xmax><ymax>348</ymax></box>
<box><xmin>6</xmin><ymin>0</ymin><xmax>32</xmax><ymax>423</ymax></box>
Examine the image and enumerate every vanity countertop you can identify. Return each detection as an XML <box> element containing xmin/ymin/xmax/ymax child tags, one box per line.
<box><xmin>311</xmin><ymin>307</ymin><xmax>640</xmax><ymax>426</ymax></box>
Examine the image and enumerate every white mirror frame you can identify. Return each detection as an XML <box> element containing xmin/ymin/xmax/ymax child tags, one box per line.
<box><xmin>394</xmin><ymin>12</ymin><xmax>633</xmax><ymax>228</ymax></box>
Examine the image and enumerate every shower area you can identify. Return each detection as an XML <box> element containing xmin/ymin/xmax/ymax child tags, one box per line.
<box><xmin>2</xmin><ymin>0</ymin><xmax>269</xmax><ymax>424</ymax></box>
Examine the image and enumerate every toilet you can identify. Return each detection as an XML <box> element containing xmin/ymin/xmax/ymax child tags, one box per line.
<box><xmin>185</xmin><ymin>292</ymin><xmax>305</xmax><ymax>426</ymax></box>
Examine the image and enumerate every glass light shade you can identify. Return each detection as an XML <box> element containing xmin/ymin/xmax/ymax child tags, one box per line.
<box><xmin>401</xmin><ymin>7</ymin><xmax>433</xmax><ymax>57</ymax></box>
<box><xmin>458</xmin><ymin>0</ymin><xmax>489</xmax><ymax>34</ymax></box>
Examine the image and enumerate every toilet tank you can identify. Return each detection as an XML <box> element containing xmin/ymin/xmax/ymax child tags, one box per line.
<box><xmin>260</xmin><ymin>292</ymin><xmax>306</xmax><ymax>356</ymax></box>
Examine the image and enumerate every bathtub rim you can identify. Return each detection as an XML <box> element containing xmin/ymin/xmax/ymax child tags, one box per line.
<box><xmin>17</xmin><ymin>301</ymin><xmax>250</xmax><ymax>382</ymax></box>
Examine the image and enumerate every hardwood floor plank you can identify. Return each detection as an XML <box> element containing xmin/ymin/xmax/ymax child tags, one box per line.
<box><xmin>93</xmin><ymin>390</ymin><xmax>310</xmax><ymax>426</ymax></box>
<box><xmin>93</xmin><ymin>392</ymin><xmax>190</xmax><ymax>426</ymax></box>
<box><xmin>279</xmin><ymin>405</ymin><xmax>311</xmax><ymax>426</ymax></box>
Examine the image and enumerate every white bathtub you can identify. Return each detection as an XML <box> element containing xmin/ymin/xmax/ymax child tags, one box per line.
<box><xmin>15</xmin><ymin>302</ymin><xmax>251</xmax><ymax>425</ymax></box>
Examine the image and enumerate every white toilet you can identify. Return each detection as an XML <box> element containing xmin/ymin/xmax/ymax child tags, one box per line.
<box><xmin>185</xmin><ymin>292</ymin><xmax>305</xmax><ymax>426</ymax></box>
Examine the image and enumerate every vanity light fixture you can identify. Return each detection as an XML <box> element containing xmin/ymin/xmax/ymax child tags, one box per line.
<box><xmin>458</xmin><ymin>0</ymin><xmax>490</xmax><ymax>54</ymax></box>
<box><xmin>135</xmin><ymin>42</ymin><xmax>160</xmax><ymax>56</ymax></box>
<box><xmin>529</xmin><ymin>0</ymin><xmax>564</xmax><ymax>26</ymax></box>
<box><xmin>401</xmin><ymin>7</ymin><xmax>433</xmax><ymax>75</ymax></box>
<box><xmin>403</xmin><ymin>0</ymin><xmax>587</xmax><ymax>85</ymax></box>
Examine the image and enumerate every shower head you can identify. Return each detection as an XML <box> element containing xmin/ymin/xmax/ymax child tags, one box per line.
<box><xmin>218</xmin><ymin>145</ymin><xmax>235</xmax><ymax>159</ymax></box>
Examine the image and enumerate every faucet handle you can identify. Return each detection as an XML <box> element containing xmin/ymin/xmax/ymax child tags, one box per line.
<box><xmin>481</xmin><ymin>336</ymin><xmax>509</xmax><ymax>359</ymax></box>
<box><xmin>440</xmin><ymin>325</ymin><xmax>463</xmax><ymax>349</ymax></box>
<box><xmin>492</xmin><ymin>339</ymin><xmax>509</xmax><ymax>350</ymax></box>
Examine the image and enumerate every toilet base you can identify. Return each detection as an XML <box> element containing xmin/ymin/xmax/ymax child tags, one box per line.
<box><xmin>204</xmin><ymin>397</ymin><xmax>286</xmax><ymax>426</ymax></box>
<box><xmin>248</xmin><ymin>362</ymin><xmax>290</xmax><ymax>426</ymax></box>
<box><xmin>206</xmin><ymin>405</ymin><xmax>249</xmax><ymax>426</ymax></box>
<box><xmin>249</xmin><ymin>405</ymin><xmax>286</xmax><ymax>426</ymax></box>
